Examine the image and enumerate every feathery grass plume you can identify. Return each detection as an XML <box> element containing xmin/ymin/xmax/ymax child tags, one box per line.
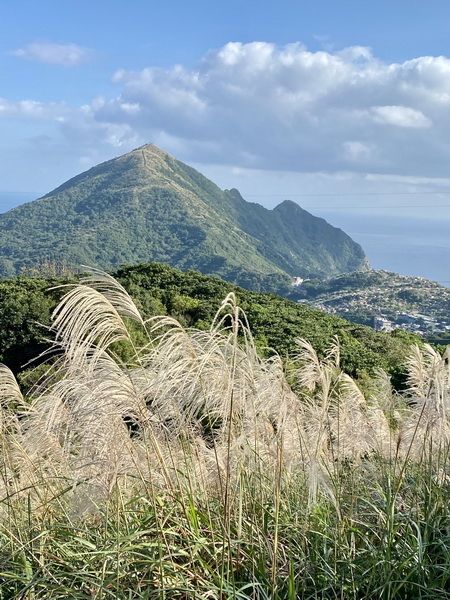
<box><xmin>5</xmin><ymin>271</ymin><xmax>450</xmax><ymax>597</ymax></box>
<box><xmin>292</xmin><ymin>337</ymin><xmax>393</xmax><ymax>463</ymax></box>
<box><xmin>3</xmin><ymin>274</ymin><xmax>156</xmax><ymax>511</ymax></box>
<box><xmin>78</xmin><ymin>267</ymin><xmax>145</xmax><ymax>324</ymax></box>
<box><xmin>10</xmin><ymin>274</ymin><xmax>304</xmax><ymax>507</ymax></box>
<box><xmin>0</xmin><ymin>365</ymin><xmax>26</xmax><ymax>513</ymax></box>
<box><xmin>0</xmin><ymin>363</ymin><xmax>25</xmax><ymax>425</ymax></box>
<box><xmin>139</xmin><ymin>293</ymin><xmax>264</xmax><ymax>430</ymax></box>
<box><xmin>400</xmin><ymin>344</ymin><xmax>450</xmax><ymax>460</ymax></box>
<box><xmin>370</xmin><ymin>368</ymin><xmax>405</xmax><ymax>429</ymax></box>
<box><xmin>19</xmin><ymin>353</ymin><xmax>166</xmax><ymax>514</ymax></box>
<box><xmin>135</xmin><ymin>300</ymin><xmax>301</xmax><ymax>495</ymax></box>
<box><xmin>289</xmin><ymin>338</ymin><xmax>341</xmax><ymax>503</ymax></box>
<box><xmin>331</xmin><ymin>372</ymin><xmax>391</xmax><ymax>461</ymax></box>
<box><xmin>291</xmin><ymin>337</ymin><xmax>340</xmax><ymax>444</ymax></box>
<box><xmin>405</xmin><ymin>343</ymin><xmax>433</xmax><ymax>399</ymax></box>
<box><xmin>290</xmin><ymin>337</ymin><xmax>395</xmax><ymax>504</ymax></box>
<box><xmin>247</xmin><ymin>353</ymin><xmax>304</xmax><ymax>469</ymax></box>
<box><xmin>50</xmin><ymin>268</ymin><xmax>143</xmax><ymax>369</ymax></box>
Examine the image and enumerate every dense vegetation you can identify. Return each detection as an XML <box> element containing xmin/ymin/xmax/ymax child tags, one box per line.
<box><xmin>1</xmin><ymin>270</ymin><xmax>450</xmax><ymax>598</ymax></box>
<box><xmin>0</xmin><ymin>144</ymin><xmax>368</xmax><ymax>288</ymax></box>
<box><xmin>0</xmin><ymin>263</ymin><xmax>420</xmax><ymax>388</ymax></box>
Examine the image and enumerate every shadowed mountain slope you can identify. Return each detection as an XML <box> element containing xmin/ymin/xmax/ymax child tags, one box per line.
<box><xmin>0</xmin><ymin>144</ymin><xmax>368</xmax><ymax>291</ymax></box>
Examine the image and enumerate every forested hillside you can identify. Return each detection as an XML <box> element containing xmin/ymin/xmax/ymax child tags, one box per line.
<box><xmin>0</xmin><ymin>144</ymin><xmax>368</xmax><ymax>290</ymax></box>
<box><xmin>0</xmin><ymin>262</ymin><xmax>419</xmax><ymax>386</ymax></box>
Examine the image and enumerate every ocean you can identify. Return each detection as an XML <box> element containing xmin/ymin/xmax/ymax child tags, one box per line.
<box><xmin>318</xmin><ymin>212</ymin><xmax>450</xmax><ymax>288</ymax></box>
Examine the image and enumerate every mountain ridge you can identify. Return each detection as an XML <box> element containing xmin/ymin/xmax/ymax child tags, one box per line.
<box><xmin>0</xmin><ymin>144</ymin><xmax>369</xmax><ymax>290</ymax></box>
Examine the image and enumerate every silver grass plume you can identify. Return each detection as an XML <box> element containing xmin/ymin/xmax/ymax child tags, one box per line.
<box><xmin>3</xmin><ymin>269</ymin><xmax>444</xmax><ymax>515</ymax></box>
<box><xmin>331</xmin><ymin>373</ymin><xmax>391</xmax><ymax>460</ymax></box>
<box><xmin>50</xmin><ymin>268</ymin><xmax>143</xmax><ymax>368</ymax></box>
<box><xmin>0</xmin><ymin>363</ymin><xmax>25</xmax><ymax>429</ymax></box>
<box><xmin>0</xmin><ymin>365</ymin><xmax>27</xmax><ymax>509</ymax></box>
<box><xmin>401</xmin><ymin>344</ymin><xmax>450</xmax><ymax>458</ymax></box>
<box><xmin>289</xmin><ymin>338</ymin><xmax>341</xmax><ymax>503</ymax></box>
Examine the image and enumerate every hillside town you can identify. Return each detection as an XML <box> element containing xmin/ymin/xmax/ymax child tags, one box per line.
<box><xmin>295</xmin><ymin>270</ymin><xmax>450</xmax><ymax>338</ymax></box>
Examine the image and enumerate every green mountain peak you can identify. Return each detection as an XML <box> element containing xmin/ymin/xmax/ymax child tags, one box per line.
<box><xmin>0</xmin><ymin>145</ymin><xmax>369</xmax><ymax>291</ymax></box>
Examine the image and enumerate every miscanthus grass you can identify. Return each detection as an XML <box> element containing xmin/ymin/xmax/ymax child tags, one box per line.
<box><xmin>1</xmin><ymin>270</ymin><xmax>450</xmax><ymax>599</ymax></box>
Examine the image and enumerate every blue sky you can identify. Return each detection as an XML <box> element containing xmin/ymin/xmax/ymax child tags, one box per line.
<box><xmin>2</xmin><ymin>0</ymin><xmax>450</xmax><ymax>282</ymax></box>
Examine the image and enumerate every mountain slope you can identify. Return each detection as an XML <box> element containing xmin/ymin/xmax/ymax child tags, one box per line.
<box><xmin>0</xmin><ymin>144</ymin><xmax>369</xmax><ymax>290</ymax></box>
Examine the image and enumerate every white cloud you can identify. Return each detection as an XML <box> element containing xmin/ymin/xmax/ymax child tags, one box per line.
<box><xmin>371</xmin><ymin>105</ymin><xmax>432</xmax><ymax>128</ymax></box>
<box><xmin>11</xmin><ymin>42</ymin><xmax>91</xmax><ymax>66</ymax></box>
<box><xmin>5</xmin><ymin>41</ymin><xmax>450</xmax><ymax>187</ymax></box>
<box><xmin>342</xmin><ymin>141</ymin><xmax>374</xmax><ymax>161</ymax></box>
<box><xmin>86</xmin><ymin>42</ymin><xmax>450</xmax><ymax>178</ymax></box>
<box><xmin>0</xmin><ymin>98</ymin><xmax>68</xmax><ymax>118</ymax></box>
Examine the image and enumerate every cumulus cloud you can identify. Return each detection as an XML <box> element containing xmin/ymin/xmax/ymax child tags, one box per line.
<box><xmin>0</xmin><ymin>96</ymin><xmax>139</xmax><ymax>147</ymax></box>
<box><xmin>5</xmin><ymin>41</ymin><xmax>450</xmax><ymax>183</ymax></box>
<box><xmin>0</xmin><ymin>98</ymin><xmax>68</xmax><ymax>118</ymax></box>
<box><xmin>11</xmin><ymin>42</ymin><xmax>92</xmax><ymax>66</ymax></box>
<box><xmin>370</xmin><ymin>105</ymin><xmax>432</xmax><ymax>128</ymax></box>
<box><xmin>84</xmin><ymin>41</ymin><xmax>450</xmax><ymax>178</ymax></box>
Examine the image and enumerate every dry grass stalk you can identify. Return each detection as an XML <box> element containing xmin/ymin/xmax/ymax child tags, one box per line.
<box><xmin>1</xmin><ymin>271</ymin><xmax>450</xmax><ymax>518</ymax></box>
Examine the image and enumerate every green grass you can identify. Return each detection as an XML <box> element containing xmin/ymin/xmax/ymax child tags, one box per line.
<box><xmin>1</xmin><ymin>270</ymin><xmax>450</xmax><ymax>599</ymax></box>
<box><xmin>2</xmin><ymin>461</ymin><xmax>450</xmax><ymax>598</ymax></box>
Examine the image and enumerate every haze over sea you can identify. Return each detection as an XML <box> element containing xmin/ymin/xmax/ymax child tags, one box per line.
<box><xmin>320</xmin><ymin>212</ymin><xmax>450</xmax><ymax>288</ymax></box>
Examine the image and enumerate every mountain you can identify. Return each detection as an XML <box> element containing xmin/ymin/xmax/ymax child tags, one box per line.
<box><xmin>0</xmin><ymin>144</ymin><xmax>369</xmax><ymax>291</ymax></box>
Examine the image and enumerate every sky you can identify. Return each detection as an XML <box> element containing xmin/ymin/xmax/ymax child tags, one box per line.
<box><xmin>2</xmin><ymin>0</ymin><xmax>450</xmax><ymax>284</ymax></box>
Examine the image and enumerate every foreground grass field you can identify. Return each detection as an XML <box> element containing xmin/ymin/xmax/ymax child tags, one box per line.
<box><xmin>1</xmin><ymin>271</ymin><xmax>450</xmax><ymax>599</ymax></box>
